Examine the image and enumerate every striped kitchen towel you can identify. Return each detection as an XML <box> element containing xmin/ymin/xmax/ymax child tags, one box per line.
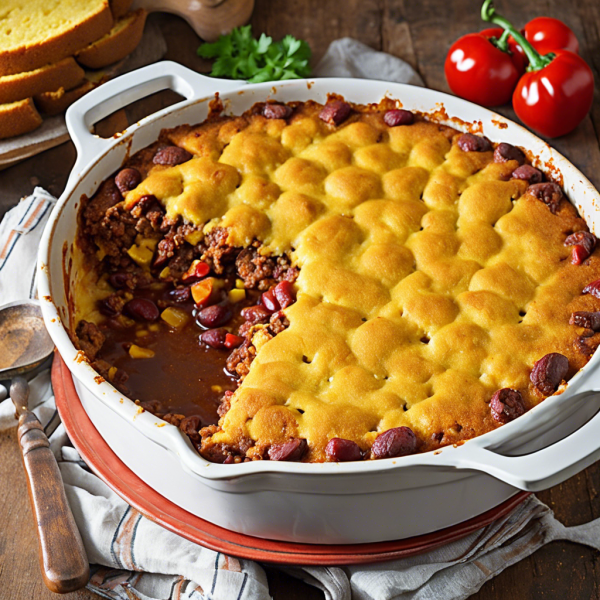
<box><xmin>0</xmin><ymin>186</ymin><xmax>56</xmax><ymax>304</ymax></box>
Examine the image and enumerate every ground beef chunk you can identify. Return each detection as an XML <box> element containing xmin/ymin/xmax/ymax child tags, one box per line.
<box><xmin>269</xmin><ymin>311</ymin><xmax>290</xmax><ymax>334</ymax></box>
<box><xmin>201</xmin><ymin>227</ymin><xmax>237</xmax><ymax>273</ymax></box>
<box><xmin>152</xmin><ymin>221</ymin><xmax>199</xmax><ymax>278</ymax></box>
<box><xmin>199</xmin><ymin>425</ymin><xmax>253</xmax><ymax>463</ymax></box>
<box><xmin>217</xmin><ymin>390</ymin><xmax>234</xmax><ymax>418</ymax></box>
<box><xmin>236</xmin><ymin>243</ymin><xmax>296</xmax><ymax>290</ymax></box>
<box><xmin>236</xmin><ymin>245</ymin><xmax>277</xmax><ymax>289</ymax></box>
<box><xmin>99</xmin><ymin>290</ymin><xmax>130</xmax><ymax>316</ymax></box>
<box><xmin>162</xmin><ymin>413</ymin><xmax>186</xmax><ymax>427</ymax></box>
<box><xmin>76</xmin><ymin>321</ymin><xmax>105</xmax><ymax>359</ymax></box>
<box><xmin>226</xmin><ymin>339</ymin><xmax>257</xmax><ymax>379</ymax></box>
<box><xmin>83</xmin><ymin>179</ymin><xmax>122</xmax><ymax>233</ymax></box>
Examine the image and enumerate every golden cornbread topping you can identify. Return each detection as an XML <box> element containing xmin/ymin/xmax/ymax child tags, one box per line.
<box><xmin>75</xmin><ymin>97</ymin><xmax>600</xmax><ymax>464</ymax></box>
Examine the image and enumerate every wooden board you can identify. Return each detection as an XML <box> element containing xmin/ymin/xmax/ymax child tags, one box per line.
<box><xmin>1</xmin><ymin>2</ymin><xmax>600</xmax><ymax>598</ymax></box>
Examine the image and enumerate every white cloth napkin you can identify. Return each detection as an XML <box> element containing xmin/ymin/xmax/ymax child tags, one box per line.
<box><xmin>2</xmin><ymin>42</ymin><xmax>600</xmax><ymax>600</ymax></box>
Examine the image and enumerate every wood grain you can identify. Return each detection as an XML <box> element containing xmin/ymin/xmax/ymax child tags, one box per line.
<box><xmin>17</xmin><ymin>409</ymin><xmax>89</xmax><ymax>593</ymax></box>
<box><xmin>1</xmin><ymin>3</ymin><xmax>600</xmax><ymax>598</ymax></box>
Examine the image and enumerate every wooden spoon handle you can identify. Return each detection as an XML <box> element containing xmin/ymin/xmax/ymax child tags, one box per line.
<box><xmin>17</xmin><ymin>408</ymin><xmax>90</xmax><ymax>593</ymax></box>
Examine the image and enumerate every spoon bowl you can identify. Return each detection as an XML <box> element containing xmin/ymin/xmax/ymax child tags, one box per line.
<box><xmin>0</xmin><ymin>300</ymin><xmax>54</xmax><ymax>380</ymax></box>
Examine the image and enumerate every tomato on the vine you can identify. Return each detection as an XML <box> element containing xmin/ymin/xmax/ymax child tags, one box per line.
<box><xmin>482</xmin><ymin>0</ymin><xmax>593</xmax><ymax>138</ymax></box>
<box><xmin>444</xmin><ymin>32</ymin><xmax>521</xmax><ymax>106</ymax></box>
<box><xmin>479</xmin><ymin>27</ymin><xmax>527</xmax><ymax>73</ymax></box>
<box><xmin>523</xmin><ymin>17</ymin><xmax>579</xmax><ymax>55</ymax></box>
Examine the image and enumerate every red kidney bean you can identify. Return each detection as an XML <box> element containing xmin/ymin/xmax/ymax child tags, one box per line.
<box><xmin>153</xmin><ymin>146</ymin><xmax>192</xmax><ymax>166</ymax></box>
<box><xmin>383</xmin><ymin>109</ymin><xmax>414</xmax><ymax>127</ymax></box>
<box><xmin>268</xmin><ymin>438</ymin><xmax>308</xmax><ymax>461</ymax></box>
<box><xmin>180</xmin><ymin>415</ymin><xmax>202</xmax><ymax>442</ymax></box>
<box><xmin>490</xmin><ymin>388</ymin><xmax>525</xmax><ymax>424</ymax></box>
<box><xmin>371</xmin><ymin>426</ymin><xmax>417</xmax><ymax>459</ymax></box>
<box><xmin>224</xmin><ymin>333</ymin><xmax>244</xmax><ymax>349</ymax></box>
<box><xmin>572</xmin><ymin>245</ymin><xmax>589</xmax><ymax>265</ymax></box>
<box><xmin>241</xmin><ymin>305</ymin><xmax>271</xmax><ymax>324</ymax></box>
<box><xmin>273</xmin><ymin>281</ymin><xmax>296</xmax><ymax>308</ymax></box>
<box><xmin>565</xmin><ymin>231</ymin><xmax>596</xmax><ymax>254</ymax></box>
<box><xmin>570</xmin><ymin>311</ymin><xmax>600</xmax><ymax>331</ymax></box>
<box><xmin>319</xmin><ymin>100</ymin><xmax>352</xmax><ymax>126</ymax></box>
<box><xmin>457</xmin><ymin>133</ymin><xmax>492</xmax><ymax>152</ymax></box>
<box><xmin>169</xmin><ymin>286</ymin><xmax>191</xmax><ymax>303</ymax></box>
<box><xmin>493</xmin><ymin>143</ymin><xmax>525</xmax><ymax>165</ymax></box>
<box><xmin>530</xmin><ymin>353</ymin><xmax>569</xmax><ymax>396</ymax></box>
<box><xmin>124</xmin><ymin>298</ymin><xmax>160</xmax><ymax>321</ymax></box>
<box><xmin>263</xmin><ymin>103</ymin><xmax>293</xmax><ymax>120</ymax></box>
<box><xmin>325</xmin><ymin>438</ymin><xmax>362</xmax><ymax>462</ymax></box>
<box><xmin>527</xmin><ymin>182</ymin><xmax>563</xmax><ymax>214</ymax></box>
<box><xmin>115</xmin><ymin>168</ymin><xmax>141</xmax><ymax>195</ymax></box>
<box><xmin>109</xmin><ymin>272</ymin><xmax>129</xmax><ymax>289</ymax></box>
<box><xmin>583</xmin><ymin>279</ymin><xmax>600</xmax><ymax>298</ymax></box>
<box><xmin>197</xmin><ymin>305</ymin><xmax>232</xmax><ymax>328</ymax></box>
<box><xmin>261</xmin><ymin>289</ymin><xmax>280</xmax><ymax>313</ymax></box>
<box><xmin>512</xmin><ymin>164</ymin><xmax>543</xmax><ymax>184</ymax></box>
<box><xmin>200</xmin><ymin>328</ymin><xmax>227</xmax><ymax>349</ymax></box>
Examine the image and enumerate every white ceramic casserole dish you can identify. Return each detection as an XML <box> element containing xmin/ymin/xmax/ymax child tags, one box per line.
<box><xmin>38</xmin><ymin>61</ymin><xmax>600</xmax><ymax>544</ymax></box>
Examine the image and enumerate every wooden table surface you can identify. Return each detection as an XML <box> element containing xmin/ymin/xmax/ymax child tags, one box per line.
<box><xmin>1</xmin><ymin>1</ymin><xmax>599</xmax><ymax>598</ymax></box>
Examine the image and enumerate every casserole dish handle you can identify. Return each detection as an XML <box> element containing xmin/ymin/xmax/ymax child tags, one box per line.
<box><xmin>65</xmin><ymin>61</ymin><xmax>242</xmax><ymax>176</ymax></box>
<box><xmin>457</xmin><ymin>400</ymin><xmax>600</xmax><ymax>492</ymax></box>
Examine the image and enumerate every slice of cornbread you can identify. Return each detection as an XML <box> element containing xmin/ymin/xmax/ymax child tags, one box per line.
<box><xmin>0</xmin><ymin>99</ymin><xmax>42</xmax><ymax>139</ymax></box>
<box><xmin>109</xmin><ymin>0</ymin><xmax>134</xmax><ymax>19</ymax></box>
<box><xmin>76</xmin><ymin>9</ymin><xmax>147</xmax><ymax>69</ymax></box>
<box><xmin>34</xmin><ymin>80</ymin><xmax>96</xmax><ymax>116</ymax></box>
<box><xmin>0</xmin><ymin>58</ymin><xmax>85</xmax><ymax>105</ymax></box>
<box><xmin>0</xmin><ymin>1</ymin><xmax>114</xmax><ymax>76</ymax></box>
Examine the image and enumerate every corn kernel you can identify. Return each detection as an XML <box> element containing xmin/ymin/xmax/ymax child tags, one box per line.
<box><xmin>228</xmin><ymin>288</ymin><xmax>246</xmax><ymax>303</ymax></box>
<box><xmin>148</xmin><ymin>324</ymin><xmax>160</xmax><ymax>332</ymax></box>
<box><xmin>211</xmin><ymin>385</ymin><xmax>223</xmax><ymax>393</ymax></box>
<box><xmin>235</xmin><ymin>279</ymin><xmax>245</xmax><ymax>289</ymax></box>
<box><xmin>108</xmin><ymin>367</ymin><xmax>117</xmax><ymax>381</ymax></box>
<box><xmin>129</xmin><ymin>345</ymin><xmax>155</xmax><ymax>359</ymax></box>
<box><xmin>184</xmin><ymin>229</ymin><xmax>203</xmax><ymax>246</ymax></box>
<box><xmin>127</xmin><ymin>244</ymin><xmax>154</xmax><ymax>268</ymax></box>
<box><xmin>161</xmin><ymin>306</ymin><xmax>190</xmax><ymax>329</ymax></box>
<box><xmin>136</xmin><ymin>329</ymin><xmax>148</xmax><ymax>338</ymax></box>
<box><xmin>159</xmin><ymin>266</ymin><xmax>171</xmax><ymax>279</ymax></box>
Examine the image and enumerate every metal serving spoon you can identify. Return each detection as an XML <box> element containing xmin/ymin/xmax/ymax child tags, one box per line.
<box><xmin>0</xmin><ymin>300</ymin><xmax>89</xmax><ymax>593</ymax></box>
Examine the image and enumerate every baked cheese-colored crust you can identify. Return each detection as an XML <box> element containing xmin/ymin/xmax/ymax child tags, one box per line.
<box><xmin>0</xmin><ymin>1</ymin><xmax>113</xmax><ymax>76</ymax></box>
<box><xmin>120</xmin><ymin>100</ymin><xmax>600</xmax><ymax>462</ymax></box>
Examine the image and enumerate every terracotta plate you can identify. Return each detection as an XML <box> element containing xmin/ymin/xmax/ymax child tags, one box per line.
<box><xmin>53</xmin><ymin>354</ymin><xmax>529</xmax><ymax>565</ymax></box>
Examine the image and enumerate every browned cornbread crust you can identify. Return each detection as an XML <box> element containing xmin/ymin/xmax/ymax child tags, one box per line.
<box><xmin>0</xmin><ymin>57</ymin><xmax>84</xmax><ymax>105</ymax></box>
<box><xmin>109</xmin><ymin>0</ymin><xmax>134</xmax><ymax>19</ymax></box>
<box><xmin>34</xmin><ymin>80</ymin><xmax>96</xmax><ymax>116</ymax></box>
<box><xmin>0</xmin><ymin>98</ymin><xmax>43</xmax><ymax>139</ymax></box>
<box><xmin>0</xmin><ymin>2</ymin><xmax>114</xmax><ymax>77</ymax></box>
<box><xmin>75</xmin><ymin>9</ymin><xmax>147</xmax><ymax>69</ymax></box>
<box><xmin>79</xmin><ymin>99</ymin><xmax>600</xmax><ymax>463</ymax></box>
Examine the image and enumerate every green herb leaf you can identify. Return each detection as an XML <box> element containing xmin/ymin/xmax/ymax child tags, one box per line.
<box><xmin>197</xmin><ymin>26</ymin><xmax>311</xmax><ymax>82</ymax></box>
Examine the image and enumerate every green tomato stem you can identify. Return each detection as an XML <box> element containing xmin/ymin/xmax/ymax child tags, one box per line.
<box><xmin>481</xmin><ymin>0</ymin><xmax>553</xmax><ymax>71</ymax></box>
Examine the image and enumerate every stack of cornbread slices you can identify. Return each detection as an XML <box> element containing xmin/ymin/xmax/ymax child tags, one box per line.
<box><xmin>0</xmin><ymin>0</ymin><xmax>147</xmax><ymax>139</ymax></box>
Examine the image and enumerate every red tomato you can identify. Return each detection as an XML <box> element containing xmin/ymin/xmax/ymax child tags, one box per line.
<box><xmin>479</xmin><ymin>27</ymin><xmax>527</xmax><ymax>73</ymax></box>
<box><xmin>445</xmin><ymin>33</ymin><xmax>521</xmax><ymax>106</ymax></box>
<box><xmin>513</xmin><ymin>50</ymin><xmax>594</xmax><ymax>138</ymax></box>
<box><xmin>523</xmin><ymin>17</ymin><xmax>579</xmax><ymax>55</ymax></box>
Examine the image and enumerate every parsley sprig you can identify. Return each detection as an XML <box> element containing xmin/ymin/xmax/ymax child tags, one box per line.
<box><xmin>197</xmin><ymin>25</ymin><xmax>311</xmax><ymax>83</ymax></box>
